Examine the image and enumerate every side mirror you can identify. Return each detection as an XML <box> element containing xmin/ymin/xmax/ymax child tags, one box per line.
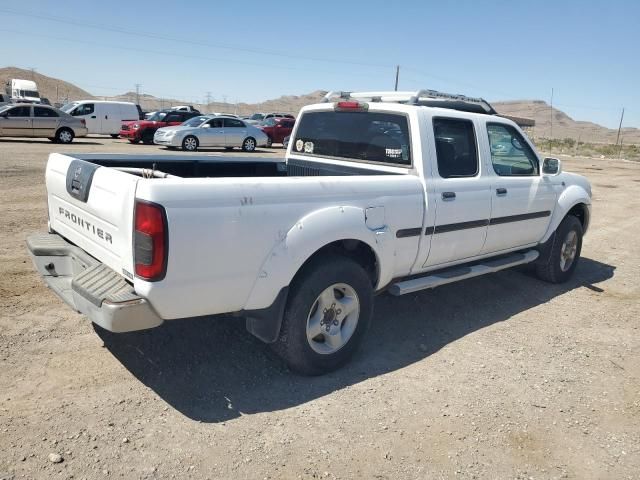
<box><xmin>542</xmin><ymin>157</ymin><xmax>562</xmax><ymax>175</ymax></box>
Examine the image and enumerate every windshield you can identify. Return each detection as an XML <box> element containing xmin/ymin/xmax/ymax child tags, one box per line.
<box><xmin>20</xmin><ymin>90</ymin><xmax>40</xmax><ymax>98</ymax></box>
<box><xmin>60</xmin><ymin>102</ymin><xmax>78</xmax><ymax>113</ymax></box>
<box><xmin>250</xmin><ymin>113</ymin><xmax>264</xmax><ymax>120</ymax></box>
<box><xmin>181</xmin><ymin>116</ymin><xmax>209</xmax><ymax>127</ymax></box>
<box><xmin>148</xmin><ymin>111</ymin><xmax>167</xmax><ymax>121</ymax></box>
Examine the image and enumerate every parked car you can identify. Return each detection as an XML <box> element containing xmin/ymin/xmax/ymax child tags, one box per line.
<box><xmin>61</xmin><ymin>101</ymin><xmax>141</xmax><ymax>138</ymax></box>
<box><xmin>283</xmin><ymin>135</ymin><xmax>290</xmax><ymax>149</ymax></box>
<box><xmin>0</xmin><ymin>103</ymin><xmax>87</xmax><ymax>143</ymax></box>
<box><xmin>26</xmin><ymin>89</ymin><xmax>592</xmax><ymax>375</ymax></box>
<box><xmin>170</xmin><ymin>105</ymin><xmax>200</xmax><ymax>113</ymax></box>
<box><xmin>154</xmin><ymin>115</ymin><xmax>268</xmax><ymax>151</ymax></box>
<box><xmin>120</xmin><ymin>109</ymin><xmax>200</xmax><ymax>144</ymax></box>
<box><xmin>244</xmin><ymin>113</ymin><xmax>265</xmax><ymax>125</ymax></box>
<box><xmin>259</xmin><ymin>117</ymin><xmax>295</xmax><ymax>147</ymax></box>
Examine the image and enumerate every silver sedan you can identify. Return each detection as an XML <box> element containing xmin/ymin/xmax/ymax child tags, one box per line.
<box><xmin>0</xmin><ymin>103</ymin><xmax>88</xmax><ymax>143</ymax></box>
<box><xmin>154</xmin><ymin>115</ymin><xmax>269</xmax><ymax>152</ymax></box>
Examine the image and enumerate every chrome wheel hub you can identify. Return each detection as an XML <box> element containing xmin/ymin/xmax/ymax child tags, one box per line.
<box><xmin>559</xmin><ymin>230</ymin><xmax>578</xmax><ymax>272</ymax></box>
<box><xmin>306</xmin><ymin>283</ymin><xmax>360</xmax><ymax>355</ymax></box>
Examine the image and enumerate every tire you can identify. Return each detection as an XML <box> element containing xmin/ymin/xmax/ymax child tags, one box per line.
<box><xmin>129</xmin><ymin>139</ymin><xmax>140</xmax><ymax>144</ymax></box>
<box><xmin>48</xmin><ymin>137</ymin><xmax>55</xmax><ymax>142</ymax></box>
<box><xmin>535</xmin><ymin>215</ymin><xmax>583</xmax><ymax>283</ymax></box>
<box><xmin>266</xmin><ymin>136</ymin><xmax>273</xmax><ymax>148</ymax></box>
<box><xmin>182</xmin><ymin>135</ymin><xmax>198</xmax><ymax>152</ymax></box>
<box><xmin>110</xmin><ymin>134</ymin><xmax>120</xmax><ymax>139</ymax></box>
<box><xmin>56</xmin><ymin>128</ymin><xmax>74</xmax><ymax>144</ymax></box>
<box><xmin>272</xmin><ymin>255</ymin><xmax>374</xmax><ymax>375</ymax></box>
<box><xmin>141</xmin><ymin>130</ymin><xmax>155</xmax><ymax>145</ymax></box>
<box><xmin>242</xmin><ymin>137</ymin><xmax>256</xmax><ymax>152</ymax></box>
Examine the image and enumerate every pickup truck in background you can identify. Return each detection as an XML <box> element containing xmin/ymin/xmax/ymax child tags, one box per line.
<box><xmin>119</xmin><ymin>109</ymin><xmax>200</xmax><ymax>144</ymax></box>
<box><xmin>27</xmin><ymin>89</ymin><xmax>592</xmax><ymax>375</ymax></box>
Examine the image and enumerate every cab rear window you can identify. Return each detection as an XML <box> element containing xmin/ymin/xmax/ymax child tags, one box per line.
<box><xmin>293</xmin><ymin>111</ymin><xmax>411</xmax><ymax>166</ymax></box>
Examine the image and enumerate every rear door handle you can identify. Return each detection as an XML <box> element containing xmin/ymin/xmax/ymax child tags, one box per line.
<box><xmin>496</xmin><ymin>188</ymin><xmax>508</xmax><ymax>196</ymax></box>
<box><xmin>442</xmin><ymin>191</ymin><xmax>456</xmax><ymax>200</ymax></box>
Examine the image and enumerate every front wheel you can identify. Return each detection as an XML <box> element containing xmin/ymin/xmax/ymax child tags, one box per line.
<box><xmin>535</xmin><ymin>215</ymin><xmax>583</xmax><ymax>283</ymax></box>
<box><xmin>56</xmin><ymin>128</ymin><xmax>74</xmax><ymax>144</ymax></box>
<box><xmin>141</xmin><ymin>130</ymin><xmax>154</xmax><ymax>145</ymax></box>
<box><xmin>110</xmin><ymin>134</ymin><xmax>119</xmax><ymax>139</ymax></box>
<box><xmin>271</xmin><ymin>255</ymin><xmax>373</xmax><ymax>375</ymax></box>
<box><xmin>242</xmin><ymin>137</ymin><xmax>256</xmax><ymax>152</ymax></box>
<box><xmin>182</xmin><ymin>135</ymin><xmax>198</xmax><ymax>152</ymax></box>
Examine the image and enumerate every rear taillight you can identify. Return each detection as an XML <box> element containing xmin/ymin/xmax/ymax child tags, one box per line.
<box><xmin>134</xmin><ymin>200</ymin><xmax>168</xmax><ymax>281</ymax></box>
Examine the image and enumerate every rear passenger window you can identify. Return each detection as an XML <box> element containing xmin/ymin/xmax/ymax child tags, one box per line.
<box><xmin>224</xmin><ymin>118</ymin><xmax>245</xmax><ymax>128</ymax></box>
<box><xmin>34</xmin><ymin>107</ymin><xmax>59</xmax><ymax>117</ymax></box>
<box><xmin>433</xmin><ymin>118</ymin><xmax>478</xmax><ymax>178</ymax></box>
<box><xmin>293</xmin><ymin>111</ymin><xmax>411</xmax><ymax>165</ymax></box>
<box><xmin>487</xmin><ymin>123</ymin><xmax>539</xmax><ymax>176</ymax></box>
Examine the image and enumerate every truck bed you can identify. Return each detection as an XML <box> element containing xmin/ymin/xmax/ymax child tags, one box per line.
<box><xmin>69</xmin><ymin>154</ymin><xmax>396</xmax><ymax>178</ymax></box>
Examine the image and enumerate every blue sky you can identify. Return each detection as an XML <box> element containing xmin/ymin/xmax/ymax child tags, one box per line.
<box><xmin>1</xmin><ymin>0</ymin><xmax>638</xmax><ymax>128</ymax></box>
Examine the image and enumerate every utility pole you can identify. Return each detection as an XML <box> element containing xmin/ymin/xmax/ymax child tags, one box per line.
<box><xmin>550</xmin><ymin>87</ymin><xmax>554</xmax><ymax>139</ymax></box>
<box><xmin>615</xmin><ymin>107</ymin><xmax>625</xmax><ymax>145</ymax></box>
<box><xmin>222</xmin><ymin>94</ymin><xmax>228</xmax><ymax>105</ymax></box>
<box><xmin>394</xmin><ymin>65</ymin><xmax>400</xmax><ymax>91</ymax></box>
<box><xmin>29</xmin><ymin>67</ymin><xmax>36</xmax><ymax>80</ymax></box>
<box><xmin>205</xmin><ymin>91</ymin><xmax>212</xmax><ymax>106</ymax></box>
<box><xmin>135</xmin><ymin>83</ymin><xmax>141</xmax><ymax>105</ymax></box>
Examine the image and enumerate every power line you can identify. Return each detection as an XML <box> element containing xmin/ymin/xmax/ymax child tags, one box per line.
<box><xmin>0</xmin><ymin>7</ymin><xmax>390</xmax><ymax>70</ymax></box>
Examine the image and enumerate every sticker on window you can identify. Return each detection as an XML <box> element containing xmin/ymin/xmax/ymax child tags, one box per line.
<box><xmin>295</xmin><ymin>139</ymin><xmax>304</xmax><ymax>152</ymax></box>
<box><xmin>385</xmin><ymin>148</ymin><xmax>403</xmax><ymax>159</ymax></box>
<box><xmin>304</xmin><ymin>141</ymin><xmax>314</xmax><ymax>154</ymax></box>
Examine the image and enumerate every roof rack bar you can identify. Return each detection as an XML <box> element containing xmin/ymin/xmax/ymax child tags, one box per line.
<box><xmin>323</xmin><ymin>89</ymin><xmax>496</xmax><ymax>114</ymax></box>
<box><xmin>408</xmin><ymin>89</ymin><xmax>496</xmax><ymax>114</ymax></box>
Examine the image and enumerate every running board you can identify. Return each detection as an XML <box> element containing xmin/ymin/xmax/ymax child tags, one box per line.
<box><xmin>389</xmin><ymin>250</ymin><xmax>539</xmax><ymax>296</ymax></box>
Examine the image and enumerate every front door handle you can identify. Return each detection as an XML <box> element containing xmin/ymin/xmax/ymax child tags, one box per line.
<box><xmin>442</xmin><ymin>191</ymin><xmax>456</xmax><ymax>200</ymax></box>
<box><xmin>496</xmin><ymin>188</ymin><xmax>508</xmax><ymax>196</ymax></box>
<box><xmin>91</xmin><ymin>115</ymin><xmax>97</xmax><ymax>119</ymax></box>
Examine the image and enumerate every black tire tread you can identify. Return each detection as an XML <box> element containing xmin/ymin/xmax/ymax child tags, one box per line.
<box><xmin>271</xmin><ymin>254</ymin><xmax>373</xmax><ymax>375</ymax></box>
<box><xmin>535</xmin><ymin>215</ymin><xmax>583</xmax><ymax>283</ymax></box>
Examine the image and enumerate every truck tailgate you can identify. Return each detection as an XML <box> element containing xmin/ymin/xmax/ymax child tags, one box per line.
<box><xmin>45</xmin><ymin>153</ymin><xmax>138</xmax><ymax>280</ymax></box>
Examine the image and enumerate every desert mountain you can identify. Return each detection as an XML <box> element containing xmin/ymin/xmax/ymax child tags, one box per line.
<box><xmin>1</xmin><ymin>66</ymin><xmax>636</xmax><ymax>144</ymax></box>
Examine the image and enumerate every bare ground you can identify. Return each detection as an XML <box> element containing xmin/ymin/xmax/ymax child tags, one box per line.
<box><xmin>0</xmin><ymin>137</ymin><xmax>638</xmax><ymax>480</ymax></box>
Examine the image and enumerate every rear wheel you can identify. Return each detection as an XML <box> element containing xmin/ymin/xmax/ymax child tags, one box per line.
<box><xmin>110</xmin><ymin>134</ymin><xmax>119</xmax><ymax>139</ymax></box>
<box><xmin>271</xmin><ymin>255</ymin><xmax>373</xmax><ymax>375</ymax></box>
<box><xmin>242</xmin><ymin>137</ymin><xmax>256</xmax><ymax>152</ymax></box>
<box><xmin>266</xmin><ymin>136</ymin><xmax>273</xmax><ymax>148</ymax></box>
<box><xmin>56</xmin><ymin>128</ymin><xmax>74</xmax><ymax>144</ymax></box>
<box><xmin>535</xmin><ymin>215</ymin><xmax>583</xmax><ymax>283</ymax></box>
<box><xmin>182</xmin><ymin>135</ymin><xmax>198</xmax><ymax>152</ymax></box>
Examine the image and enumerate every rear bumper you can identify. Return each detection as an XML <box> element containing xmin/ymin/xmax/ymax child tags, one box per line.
<box><xmin>26</xmin><ymin>232</ymin><xmax>163</xmax><ymax>333</ymax></box>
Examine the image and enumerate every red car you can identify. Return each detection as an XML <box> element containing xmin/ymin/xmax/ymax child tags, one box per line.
<box><xmin>119</xmin><ymin>110</ymin><xmax>200</xmax><ymax>144</ymax></box>
<box><xmin>259</xmin><ymin>117</ymin><xmax>295</xmax><ymax>147</ymax></box>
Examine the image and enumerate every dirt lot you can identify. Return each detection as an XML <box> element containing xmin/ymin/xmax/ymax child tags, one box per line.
<box><xmin>0</xmin><ymin>137</ymin><xmax>638</xmax><ymax>480</ymax></box>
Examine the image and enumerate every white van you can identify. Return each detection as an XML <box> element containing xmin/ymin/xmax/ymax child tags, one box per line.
<box><xmin>61</xmin><ymin>101</ymin><xmax>141</xmax><ymax>137</ymax></box>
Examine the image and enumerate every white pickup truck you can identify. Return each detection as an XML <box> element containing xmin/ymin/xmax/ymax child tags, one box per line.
<box><xmin>28</xmin><ymin>89</ymin><xmax>592</xmax><ymax>375</ymax></box>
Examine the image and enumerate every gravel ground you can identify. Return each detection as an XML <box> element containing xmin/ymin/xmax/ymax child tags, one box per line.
<box><xmin>0</xmin><ymin>137</ymin><xmax>638</xmax><ymax>479</ymax></box>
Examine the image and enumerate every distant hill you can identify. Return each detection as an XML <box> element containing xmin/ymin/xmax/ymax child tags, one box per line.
<box><xmin>0</xmin><ymin>66</ymin><xmax>93</xmax><ymax>104</ymax></box>
<box><xmin>2</xmin><ymin>66</ymin><xmax>637</xmax><ymax>145</ymax></box>
<box><xmin>493</xmin><ymin>100</ymin><xmax>640</xmax><ymax>145</ymax></box>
